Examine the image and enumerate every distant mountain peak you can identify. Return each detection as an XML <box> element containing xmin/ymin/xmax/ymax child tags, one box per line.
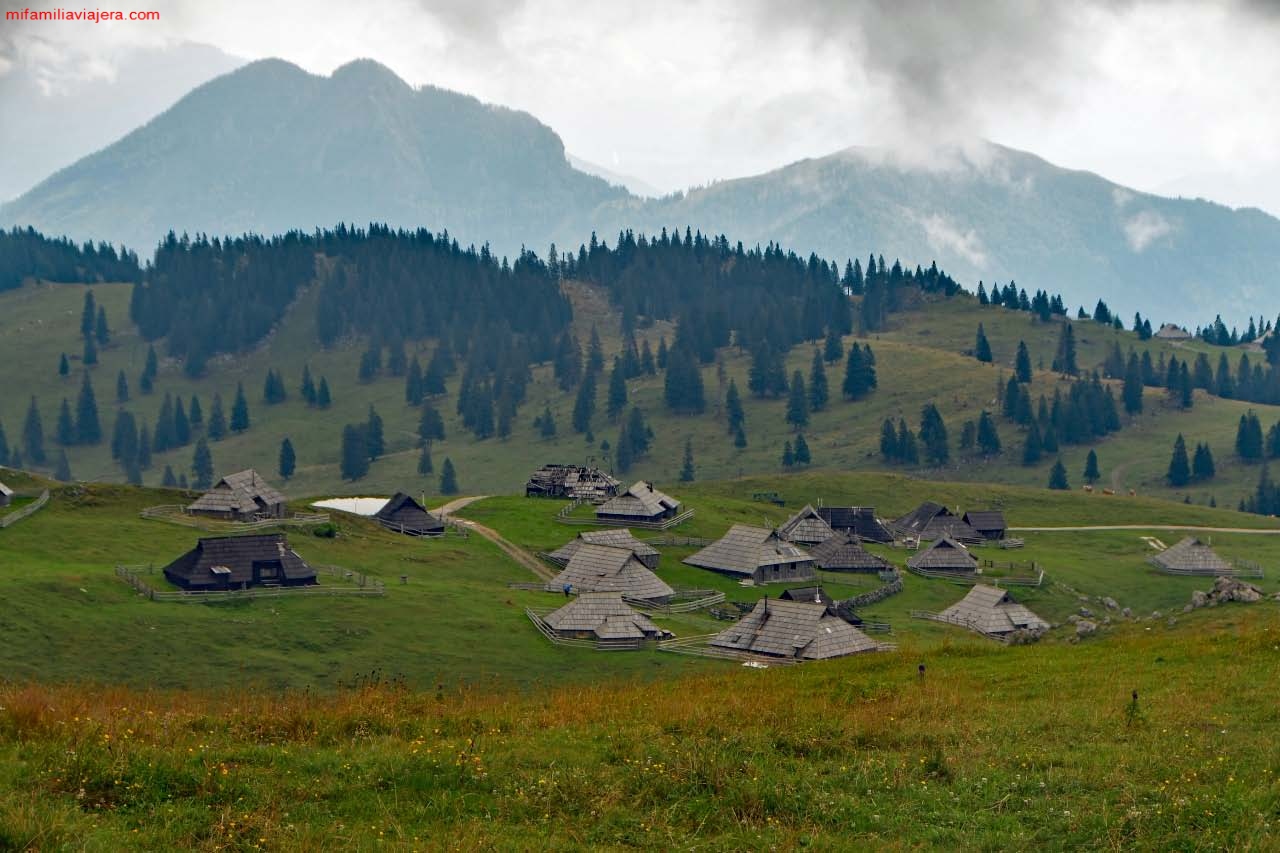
<box><xmin>330</xmin><ymin>58</ymin><xmax>412</xmax><ymax>92</ymax></box>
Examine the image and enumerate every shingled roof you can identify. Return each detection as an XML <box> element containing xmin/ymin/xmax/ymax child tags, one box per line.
<box><xmin>907</xmin><ymin>536</ymin><xmax>979</xmax><ymax>572</ymax></box>
<box><xmin>894</xmin><ymin>502</ymin><xmax>981</xmax><ymax>542</ymax></box>
<box><xmin>1150</xmin><ymin>537</ymin><xmax>1234</xmax><ymax>574</ymax></box>
<box><xmin>937</xmin><ymin>585</ymin><xmax>1049</xmax><ymax>637</ymax></box>
<box><xmin>0</xmin><ymin>480</ymin><xmax>12</xmax><ymax>499</ymax></box>
<box><xmin>547</xmin><ymin>529</ymin><xmax>660</xmax><ymax>567</ymax></box>
<box><xmin>162</xmin><ymin>533</ymin><xmax>316</xmax><ymax>590</ymax></box>
<box><xmin>542</xmin><ymin>592</ymin><xmax>669</xmax><ymax>640</ymax></box>
<box><xmin>186</xmin><ymin>469</ymin><xmax>287</xmax><ymax>517</ymax></box>
<box><xmin>778</xmin><ymin>505</ymin><xmax>836</xmax><ymax>545</ymax></box>
<box><xmin>683</xmin><ymin>524</ymin><xmax>814</xmax><ymax>578</ymax></box>
<box><xmin>962</xmin><ymin>510</ymin><xmax>1007</xmax><ymax>537</ymax></box>
<box><xmin>374</xmin><ymin>492</ymin><xmax>444</xmax><ymax>536</ymax></box>
<box><xmin>550</xmin><ymin>544</ymin><xmax>674</xmax><ymax>601</ymax></box>
<box><xmin>816</xmin><ymin>506</ymin><xmax>894</xmax><ymax>543</ymax></box>
<box><xmin>809</xmin><ymin>531</ymin><xmax>895</xmax><ymax>572</ymax></box>
<box><xmin>710</xmin><ymin>597</ymin><xmax>880</xmax><ymax>660</ymax></box>
<box><xmin>596</xmin><ymin>481</ymin><xmax>681</xmax><ymax>520</ymax></box>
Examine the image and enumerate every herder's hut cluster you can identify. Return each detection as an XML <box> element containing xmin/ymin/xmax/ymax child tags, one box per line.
<box><xmin>547</xmin><ymin>529</ymin><xmax>660</xmax><ymax>569</ymax></box>
<box><xmin>596</xmin><ymin>481</ymin><xmax>682</xmax><ymax>525</ymax></box>
<box><xmin>550</xmin><ymin>543</ymin><xmax>674</xmax><ymax>602</ymax></box>
<box><xmin>187</xmin><ymin>469</ymin><xmax>287</xmax><ymax>522</ymax></box>
<box><xmin>525</xmin><ymin>464</ymin><xmax>620</xmax><ymax>501</ymax></box>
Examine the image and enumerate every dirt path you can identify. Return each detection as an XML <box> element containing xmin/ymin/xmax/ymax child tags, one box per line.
<box><xmin>1011</xmin><ymin>524</ymin><xmax>1280</xmax><ymax>534</ymax></box>
<box><xmin>1109</xmin><ymin>460</ymin><xmax>1131</xmax><ymax>493</ymax></box>
<box><xmin>433</xmin><ymin>495</ymin><xmax>555</xmax><ymax>581</ymax></box>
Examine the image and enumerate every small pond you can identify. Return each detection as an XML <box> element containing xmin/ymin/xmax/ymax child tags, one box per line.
<box><xmin>312</xmin><ymin>497</ymin><xmax>390</xmax><ymax>516</ymax></box>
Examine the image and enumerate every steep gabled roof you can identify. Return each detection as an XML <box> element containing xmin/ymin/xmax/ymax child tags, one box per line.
<box><xmin>543</xmin><ymin>592</ymin><xmax>667</xmax><ymax>639</ymax></box>
<box><xmin>907</xmin><ymin>535</ymin><xmax>979</xmax><ymax>572</ymax></box>
<box><xmin>962</xmin><ymin>510</ymin><xmax>1007</xmax><ymax>532</ymax></box>
<box><xmin>1150</xmin><ymin>537</ymin><xmax>1233</xmax><ymax>573</ymax></box>
<box><xmin>547</xmin><ymin>529</ymin><xmax>660</xmax><ymax>565</ymax></box>
<box><xmin>816</xmin><ymin>506</ymin><xmax>894</xmax><ymax>542</ymax></box>
<box><xmin>187</xmin><ymin>469</ymin><xmax>287</xmax><ymax>515</ymax></box>
<box><xmin>162</xmin><ymin>533</ymin><xmax>315</xmax><ymax>587</ymax></box>
<box><xmin>710</xmin><ymin>598</ymin><xmax>879</xmax><ymax>659</ymax></box>
<box><xmin>808</xmin><ymin>531</ymin><xmax>894</xmax><ymax>572</ymax></box>
<box><xmin>374</xmin><ymin>492</ymin><xmax>444</xmax><ymax>532</ymax></box>
<box><xmin>550</xmin><ymin>544</ymin><xmax>674</xmax><ymax>600</ymax></box>
<box><xmin>938</xmin><ymin>584</ymin><xmax>1049</xmax><ymax>636</ymax></box>
<box><xmin>778</xmin><ymin>586</ymin><xmax>833</xmax><ymax>606</ymax></box>
<box><xmin>683</xmin><ymin>524</ymin><xmax>813</xmax><ymax>576</ymax></box>
<box><xmin>778</xmin><ymin>504</ymin><xmax>835</xmax><ymax>545</ymax></box>
<box><xmin>894</xmin><ymin>502</ymin><xmax>981</xmax><ymax>541</ymax></box>
<box><xmin>597</xmin><ymin>481</ymin><xmax>681</xmax><ymax>518</ymax></box>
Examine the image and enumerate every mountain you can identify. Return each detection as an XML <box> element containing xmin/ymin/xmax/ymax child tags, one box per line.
<box><xmin>585</xmin><ymin>143</ymin><xmax>1280</xmax><ymax>326</ymax></box>
<box><xmin>0</xmin><ymin>58</ymin><xmax>624</xmax><ymax>253</ymax></box>
<box><xmin>567</xmin><ymin>154</ymin><xmax>664</xmax><ymax>198</ymax></box>
<box><xmin>0</xmin><ymin>42</ymin><xmax>243</xmax><ymax>203</ymax></box>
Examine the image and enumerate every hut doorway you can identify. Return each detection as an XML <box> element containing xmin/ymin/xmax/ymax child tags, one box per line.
<box><xmin>252</xmin><ymin>559</ymin><xmax>284</xmax><ymax>585</ymax></box>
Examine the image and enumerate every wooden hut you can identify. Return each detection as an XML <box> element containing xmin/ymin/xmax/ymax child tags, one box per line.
<box><xmin>1149</xmin><ymin>537</ymin><xmax>1235</xmax><ymax>575</ymax></box>
<box><xmin>815</xmin><ymin>506</ymin><xmax>894</xmax><ymax>543</ymax></box>
<box><xmin>907</xmin><ymin>535</ymin><xmax>978</xmax><ymax>574</ymax></box>
<box><xmin>709</xmin><ymin>597</ymin><xmax>880</xmax><ymax>660</ymax></box>
<box><xmin>525</xmin><ymin>464</ymin><xmax>620</xmax><ymax>501</ymax></box>
<box><xmin>1154</xmin><ymin>323</ymin><xmax>1192</xmax><ymax>341</ymax></box>
<box><xmin>808</xmin><ymin>531</ymin><xmax>895</xmax><ymax>573</ymax></box>
<box><xmin>962</xmin><ymin>510</ymin><xmax>1008</xmax><ymax>541</ymax></box>
<box><xmin>936</xmin><ymin>585</ymin><xmax>1049</xmax><ymax>639</ymax></box>
<box><xmin>595</xmin><ymin>481</ymin><xmax>682</xmax><ymax>525</ymax></box>
<box><xmin>547</xmin><ymin>529</ymin><xmax>660</xmax><ymax>569</ymax></box>
<box><xmin>779</xmin><ymin>586</ymin><xmax>833</xmax><ymax>607</ymax></box>
<box><xmin>683</xmin><ymin>524</ymin><xmax>816</xmax><ymax>584</ymax></box>
<box><xmin>0</xmin><ymin>480</ymin><xmax>12</xmax><ymax>509</ymax></box>
<box><xmin>542</xmin><ymin>592</ymin><xmax>671</xmax><ymax>642</ymax></box>
<box><xmin>550</xmin><ymin>544</ymin><xmax>674</xmax><ymax>602</ymax></box>
<box><xmin>893</xmin><ymin>502</ymin><xmax>981</xmax><ymax>543</ymax></box>
<box><xmin>778</xmin><ymin>504</ymin><xmax>836</xmax><ymax>545</ymax></box>
<box><xmin>186</xmin><ymin>469</ymin><xmax>287</xmax><ymax>522</ymax></box>
<box><xmin>374</xmin><ymin>492</ymin><xmax>444</xmax><ymax>536</ymax></box>
<box><xmin>162</xmin><ymin>533</ymin><xmax>317</xmax><ymax>591</ymax></box>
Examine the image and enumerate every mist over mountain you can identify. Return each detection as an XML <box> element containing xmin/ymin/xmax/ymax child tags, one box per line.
<box><xmin>3</xmin><ymin>58</ymin><xmax>1278</xmax><ymax>326</ymax></box>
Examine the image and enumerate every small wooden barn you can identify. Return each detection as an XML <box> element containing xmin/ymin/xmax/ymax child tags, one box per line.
<box><xmin>907</xmin><ymin>535</ymin><xmax>979</xmax><ymax>574</ymax></box>
<box><xmin>962</xmin><ymin>510</ymin><xmax>1008</xmax><ymax>541</ymax></box>
<box><xmin>162</xmin><ymin>533</ymin><xmax>317</xmax><ymax>591</ymax></box>
<box><xmin>936</xmin><ymin>585</ymin><xmax>1049</xmax><ymax>639</ymax></box>
<box><xmin>186</xmin><ymin>469</ymin><xmax>287</xmax><ymax>522</ymax></box>
<box><xmin>816</xmin><ymin>506</ymin><xmax>894</xmax><ymax>543</ymax></box>
<box><xmin>683</xmin><ymin>524</ymin><xmax>816</xmax><ymax>584</ymax></box>
<box><xmin>710</xmin><ymin>597</ymin><xmax>880</xmax><ymax>660</ymax></box>
<box><xmin>525</xmin><ymin>464</ymin><xmax>620</xmax><ymax>501</ymax></box>
<box><xmin>1149</xmin><ymin>537</ymin><xmax>1235</xmax><ymax>575</ymax></box>
<box><xmin>0</xmin><ymin>480</ymin><xmax>12</xmax><ymax>509</ymax></box>
<box><xmin>547</xmin><ymin>529</ymin><xmax>661</xmax><ymax>569</ymax></box>
<box><xmin>808</xmin><ymin>531</ymin><xmax>895</xmax><ymax>573</ymax></box>
<box><xmin>893</xmin><ymin>502</ymin><xmax>982</xmax><ymax>543</ymax></box>
<box><xmin>541</xmin><ymin>592</ymin><xmax>671</xmax><ymax>642</ymax></box>
<box><xmin>778</xmin><ymin>504</ymin><xmax>836</xmax><ymax>545</ymax></box>
<box><xmin>595</xmin><ymin>481</ymin><xmax>682</xmax><ymax>525</ymax></box>
<box><xmin>779</xmin><ymin>586</ymin><xmax>834</xmax><ymax>607</ymax></box>
<box><xmin>550</xmin><ymin>543</ymin><xmax>674</xmax><ymax>602</ymax></box>
<box><xmin>374</xmin><ymin>492</ymin><xmax>444</xmax><ymax>536</ymax></box>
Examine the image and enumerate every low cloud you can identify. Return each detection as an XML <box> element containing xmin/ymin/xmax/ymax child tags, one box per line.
<box><xmin>916</xmin><ymin>212</ymin><xmax>989</xmax><ymax>269</ymax></box>
<box><xmin>1123</xmin><ymin>210</ymin><xmax>1174</xmax><ymax>251</ymax></box>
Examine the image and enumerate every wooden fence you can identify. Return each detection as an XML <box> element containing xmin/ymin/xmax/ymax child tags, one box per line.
<box><xmin>140</xmin><ymin>505</ymin><xmax>331</xmax><ymax>532</ymax></box>
<box><xmin>907</xmin><ymin>564</ymin><xmax>1044</xmax><ymax>587</ymax></box>
<box><xmin>1146</xmin><ymin>557</ymin><xmax>1264</xmax><ymax>579</ymax></box>
<box><xmin>910</xmin><ymin>609</ymin><xmax>1011</xmax><ymax>644</ymax></box>
<box><xmin>555</xmin><ymin>508</ymin><xmax>696</xmax><ymax>530</ymax></box>
<box><xmin>0</xmin><ymin>490</ymin><xmax>50</xmax><ymax>529</ymax></box>
<box><xmin>115</xmin><ymin>563</ymin><xmax>384</xmax><ymax>602</ymax></box>
<box><xmin>625</xmin><ymin>590</ymin><xmax>725</xmax><ymax>613</ymax></box>
<box><xmin>640</xmin><ymin>534</ymin><xmax>714</xmax><ymax>547</ymax></box>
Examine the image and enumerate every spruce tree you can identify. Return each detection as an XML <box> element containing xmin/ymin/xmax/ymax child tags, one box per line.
<box><xmin>82</xmin><ymin>335</ymin><xmax>98</xmax><ymax>366</ymax></box>
<box><xmin>230</xmin><ymin>383</ymin><xmax>250</xmax><ymax>433</ymax></box>
<box><xmin>405</xmin><ymin>357</ymin><xmax>424</xmax><ymax>405</ymax></box>
<box><xmin>725</xmin><ymin>379</ymin><xmax>745</xmax><ymax>435</ymax></box>
<box><xmin>879</xmin><ymin>418</ymin><xmax>899</xmax><ymax>462</ymax></box>
<box><xmin>1192</xmin><ymin>442</ymin><xmax>1216</xmax><ymax>482</ymax></box>
<box><xmin>1237</xmin><ymin>411</ymin><xmax>1264</xmax><ymax>460</ymax></box>
<box><xmin>439</xmin><ymin>457</ymin><xmax>458</xmax><ymax>495</ymax></box>
<box><xmin>977</xmin><ymin>410</ymin><xmax>1001</xmax><ymax>455</ymax></box>
<box><xmin>959</xmin><ymin>420</ymin><xmax>976</xmax><ymax>452</ymax></box>
<box><xmin>0</xmin><ymin>420</ymin><xmax>8</xmax><ymax>467</ymax></box>
<box><xmin>656</xmin><ymin>336</ymin><xmax>668</xmax><ymax>370</ymax></box>
<box><xmin>111</xmin><ymin>410</ymin><xmax>137</xmax><ymax>463</ymax></box>
<box><xmin>80</xmin><ymin>290</ymin><xmax>96</xmax><ymax>339</ymax></box>
<box><xmin>1047</xmin><ymin>458</ymin><xmax>1070</xmax><ymax>490</ymax></box>
<box><xmin>607</xmin><ymin>358</ymin><xmax>628</xmax><ymax>421</ymax></box>
<box><xmin>152</xmin><ymin>393</ymin><xmax>175</xmax><ymax>452</ymax></box>
<box><xmin>301</xmin><ymin>365</ymin><xmax>317</xmax><ymax>405</ymax></box>
<box><xmin>58</xmin><ymin>353</ymin><xmax>69</xmax><ymax>377</ymax></box>
<box><xmin>733</xmin><ymin>423</ymin><xmax>747</xmax><ymax>449</ymax></box>
<box><xmin>1083</xmin><ymin>449</ymin><xmax>1100</xmax><ymax>484</ymax></box>
<box><xmin>918</xmin><ymin>403</ymin><xmax>949</xmax><ymax>465</ymax></box>
<box><xmin>1022</xmin><ymin>421</ymin><xmax>1043</xmax><ymax>466</ymax></box>
<box><xmin>1123</xmin><ymin>352</ymin><xmax>1144</xmax><ymax>415</ymax></box>
<box><xmin>1167</xmin><ymin>434</ymin><xmax>1191</xmax><ymax>486</ymax></box>
<box><xmin>75</xmin><ymin>372</ymin><xmax>101</xmax><ymax>445</ymax></box>
<box><xmin>279</xmin><ymin>437</ymin><xmax>296</xmax><ymax>480</ymax></box>
<box><xmin>189</xmin><ymin>395</ymin><xmax>203</xmax><ymax>427</ymax></box>
<box><xmin>207</xmin><ymin>393</ymin><xmax>226</xmax><ymax>440</ymax></box>
<box><xmin>786</xmin><ymin>370</ymin><xmax>809</xmax><ymax>429</ymax></box>
<box><xmin>53</xmin><ymin>450</ymin><xmax>72</xmax><ymax>483</ymax></box>
<box><xmin>898</xmin><ymin>419</ymin><xmax>919</xmax><ymax>464</ymax></box>
<box><xmin>366</xmin><ymin>405</ymin><xmax>385</xmax><ymax>459</ymax></box>
<box><xmin>808</xmin><ymin>349</ymin><xmax>829</xmax><ymax>412</ymax></box>
<box><xmin>191</xmin><ymin>438</ymin><xmax>214</xmax><ymax>489</ymax></box>
<box><xmin>974</xmin><ymin>323</ymin><xmax>993</xmax><ymax>363</ymax></box>
<box><xmin>56</xmin><ymin>399</ymin><xmax>75</xmax><ymax>446</ymax></box>
<box><xmin>95</xmin><ymin>306</ymin><xmax>109</xmax><ymax>346</ymax></box>
<box><xmin>794</xmin><ymin>433</ymin><xmax>811</xmax><ymax>465</ymax></box>
<box><xmin>417</xmin><ymin>444</ymin><xmax>434</xmax><ymax>475</ymax></box>
<box><xmin>1002</xmin><ymin>376</ymin><xmax>1021</xmax><ymax>420</ymax></box>
<box><xmin>1015</xmin><ymin>341</ymin><xmax>1033</xmax><ymax>383</ymax></box>
<box><xmin>679</xmin><ymin>438</ymin><xmax>696</xmax><ymax>482</ymax></box>
<box><xmin>823</xmin><ymin>327</ymin><xmax>843</xmax><ymax>363</ymax></box>
<box><xmin>537</xmin><ymin>404</ymin><xmax>557</xmax><ymax>438</ymax></box>
<box><xmin>572</xmin><ymin>371</ymin><xmax>597</xmax><ymax>434</ymax></box>
<box><xmin>317</xmin><ymin>377</ymin><xmax>332</xmax><ymax>408</ymax></box>
<box><xmin>340</xmin><ymin>425</ymin><xmax>369</xmax><ymax>481</ymax></box>
<box><xmin>587</xmin><ymin>327</ymin><xmax>604</xmax><ymax>375</ymax></box>
<box><xmin>137</xmin><ymin>425</ymin><xmax>151</xmax><ymax>469</ymax></box>
<box><xmin>162</xmin><ymin>465</ymin><xmax>178</xmax><ymax>487</ymax></box>
<box><xmin>1052</xmin><ymin>324</ymin><xmax>1078</xmax><ymax>375</ymax></box>
<box><xmin>174</xmin><ymin>398</ymin><xmax>190</xmax><ymax>446</ymax></box>
<box><xmin>640</xmin><ymin>339</ymin><xmax>656</xmax><ymax>375</ymax></box>
<box><xmin>418</xmin><ymin>403</ymin><xmax>445</xmax><ymax>445</ymax></box>
<box><xmin>663</xmin><ymin>346</ymin><xmax>705</xmax><ymax>414</ymax></box>
<box><xmin>116</xmin><ymin>370</ymin><xmax>129</xmax><ymax>403</ymax></box>
<box><xmin>781</xmin><ymin>440</ymin><xmax>795</xmax><ymax>467</ymax></box>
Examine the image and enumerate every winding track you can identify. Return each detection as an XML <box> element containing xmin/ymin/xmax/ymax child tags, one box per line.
<box><xmin>433</xmin><ymin>496</ymin><xmax>556</xmax><ymax>581</ymax></box>
<box><xmin>1010</xmin><ymin>525</ymin><xmax>1280</xmax><ymax>534</ymax></box>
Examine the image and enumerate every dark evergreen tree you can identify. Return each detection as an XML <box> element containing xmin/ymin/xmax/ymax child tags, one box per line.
<box><xmin>823</xmin><ymin>327</ymin><xmax>844</xmax><ymax>363</ymax></box>
<box><xmin>191</xmin><ymin>437</ymin><xmax>214</xmax><ymax>489</ymax></box>
<box><xmin>1237</xmin><ymin>411</ymin><xmax>1265</xmax><ymax>460</ymax></box>
<box><xmin>656</xmin><ymin>336</ymin><xmax>668</xmax><ymax>370</ymax></box>
<box><xmin>663</xmin><ymin>346</ymin><xmax>705</xmax><ymax>414</ymax></box>
<box><xmin>439</xmin><ymin>457</ymin><xmax>458</xmax><ymax>495</ymax></box>
<box><xmin>897</xmin><ymin>418</ymin><xmax>919</xmax><ymax>465</ymax></box>
<box><xmin>80</xmin><ymin>290</ymin><xmax>96</xmax><ymax>339</ymax></box>
<box><xmin>781</xmin><ymin>440</ymin><xmax>795</xmax><ymax>468</ymax></box>
<box><xmin>417</xmin><ymin>403</ymin><xmax>445</xmax><ymax>445</ymax></box>
<box><xmin>1015</xmin><ymin>341</ymin><xmax>1033</xmax><ymax>383</ymax></box>
<box><xmin>207</xmin><ymin>393</ymin><xmax>226</xmax><ymax>441</ymax></box>
<box><xmin>725</xmin><ymin>379</ymin><xmax>745</xmax><ymax>435</ymax></box>
<box><xmin>748</xmin><ymin>340</ymin><xmax>788</xmax><ymax>398</ymax></box>
<box><xmin>405</xmin><ymin>357</ymin><xmax>424</xmax><ymax>406</ymax></box>
<box><xmin>1167</xmin><ymin>434</ymin><xmax>1191</xmax><ymax>487</ymax></box>
<box><xmin>842</xmin><ymin>344</ymin><xmax>877</xmax><ymax>400</ymax></box>
<box><xmin>786</xmin><ymin>370</ymin><xmax>809</xmax><ymax>429</ymax></box>
<box><xmin>679</xmin><ymin>438</ymin><xmax>696</xmax><ymax>482</ymax></box>
<box><xmin>607</xmin><ymin>358</ymin><xmax>628</xmax><ymax>421</ymax></box>
<box><xmin>140</xmin><ymin>344</ymin><xmax>157</xmax><ymax>395</ymax></box>
<box><xmin>918</xmin><ymin>403</ymin><xmax>949</xmax><ymax>465</ymax></box>
<box><xmin>366</xmin><ymin>405</ymin><xmax>385</xmax><ymax>459</ymax></box>
<box><xmin>640</xmin><ymin>339</ymin><xmax>656</xmax><ymax>375</ymax></box>
<box><xmin>188</xmin><ymin>395</ymin><xmax>203</xmax><ymax>428</ymax></box>
<box><xmin>115</xmin><ymin>370</ymin><xmax>129</xmax><ymax>403</ymax></box>
<box><xmin>95</xmin><ymin>305</ymin><xmax>109</xmax><ymax>346</ymax></box>
<box><xmin>75</xmin><ymin>372</ymin><xmax>101</xmax><ymax>445</ymax></box>
<box><xmin>536</xmin><ymin>404</ymin><xmax>557</xmax><ymax>438</ymax></box>
<box><xmin>317</xmin><ymin>377</ymin><xmax>332</xmax><ymax>408</ymax></box>
<box><xmin>340</xmin><ymin>425</ymin><xmax>369</xmax><ymax>481</ymax></box>
<box><xmin>977</xmin><ymin>410</ymin><xmax>1001</xmax><ymax>455</ymax></box>
<box><xmin>56</xmin><ymin>398</ymin><xmax>75</xmax><ymax>446</ymax></box>
<box><xmin>173</xmin><ymin>397</ymin><xmax>190</xmax><ymax>446</ymax></box>
<box><xmin>1192</xmin><ymin>442</ymin><xmax>1216</xmax><ymax>482</ymax></box>
<box><xmin>959</xmin><ymin>420</ymin><xmax>976</xmax><ymax>452</ymax></box>
<box><xmin>1047</xmin><ymin>458</ymin><xmax>1069</xmax><ymax>490</ymax></box>
<box><xmin>387</xmin><ymin>340</ymin><xmax>408</xmax><ymax>378</ymax></box>
<box><xmin>58</xmin><ymin>353</ymin><xmax>69</xmax><ymax>377</ymax></box>
<box><xmin>879</xmin><ymin>418</ymin><xmax>899</xmax><ymax>462</ymax></box>
<box><xmin>230</xmin><ymin>383</ymin><xmax>250</xmax><ymax>433</ymax></box>
<box><xmin>263</xmin><ymin>368</ymin><xmax>287</xmax><ymax>404</ymax></box>
<box><xmin>152</xmin><ymin>393</ymin><xmax>175</xmax><ymax>452</ymax></box>
<box><xmin>0</xmin><ymin>420</ymin><xmax>8</xmax><ymax>467</ymax></box>
<box><xmin>554</xmin><ymin>332</ymin><xmax>582</xmax><ymax>391</ymax></box>
<box><xmin>808</xmin><ymin>349</ymin><xmax>829</xmax><ymax>412</ymax></box>
<box><xmin>794</xmin><ymin>433</ymin><xmax>811</xmax><ymax>465</ymax></box>
<box><xmin>162</xmin><ymin>465</ymin><xmax>178</xmax><ymax>487</ymax></box>
<box><xmin>1022</xmin><ymin>420</ymin><xmax>1043</xmax><ymax>466</ymax></box>
<box><xmin>82</xmin><ymin>335</ymin><xmax>97</xmax><ymax>366</ymax></box>
<box><xmin>1083</xmin><ymin>449</ymin><xmax>1100</xmax><ymax>484</ymax></box>
<box><xmin>279</xmin><ymin>437</ymin><xmax>296</xmax><ymax>480</ymax></box>
<box><xmin>110</xmin><ymin>410</ymin><xmax>137</xmax><ymax>465</ymax></box>
<box><xmin>733</xmin><ymin>423</ymin><xmax>747</xmax><ymax>449</ymax></box>
<box><xmin>417</xmin><ymin>443</ymin><xmax>434</xmax><ymax>475</ymax></box>
<box><xmin>1123</xmin><ymin>352</ymin><xmax>1144</xmax><ymax>415</ymax></box>
<box><xmin>974</xmin><ymin>323</ymin><xmax>993</xmax><ymax>363</ymax></box>
<box><xmin>53</xmin><ymin>450</ymin><xmax>72</xmax><ymax>482</ymax></box>
<box><xmin>625</xmin><ymin>406</ymin><xmax>652</xmax><ymax>458</ymax></box>
<box><xmin>301</xmin><ymin>365</ymin><xmax>317</xmax><ymax>405</ymax></box>
<box><xmin>137</xmin><ymin>425</ymin><xmax>151</xmax><ymax>470</ymax></box>
<box><xmin>1052</xmin><ymin>323</ymin><xmax>1078</xmax><ymax>375</ymax></box>
<box><xmin>587</xmin><ymin>327</ymin><xmax>604</xmax><ymax>375</ymax></box>
<box><xmin>572</xmin><ymin>371</ymin><xmax>597</xmax><ymax>434</ymax></box>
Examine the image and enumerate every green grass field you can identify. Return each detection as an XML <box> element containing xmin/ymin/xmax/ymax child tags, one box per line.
<box><xmin>4</xmin><ymin>280</ymin><xmax>1280</xmax><ymax>516</ymax></box>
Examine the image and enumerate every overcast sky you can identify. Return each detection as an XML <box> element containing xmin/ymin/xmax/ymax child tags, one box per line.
<box><xmin>3</xmin><ymin>0</ymin><xmax>1279</xmax><ymax>212</ymax></box>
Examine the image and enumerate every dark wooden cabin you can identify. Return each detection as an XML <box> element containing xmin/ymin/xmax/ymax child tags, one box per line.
<box><xmin>162</xmin><ymin>533</ymin><xmax>317</xmax><ymax>591</ymax></box>
<box><xmin>962</xmin><ymin>510</ymin><xmax>1008</xmax><ymax>541</ymax></box>
<box><xmin>374</xmin><ymin>492</ymin><xmax>445</xmax><ymax>536</ymax></box>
